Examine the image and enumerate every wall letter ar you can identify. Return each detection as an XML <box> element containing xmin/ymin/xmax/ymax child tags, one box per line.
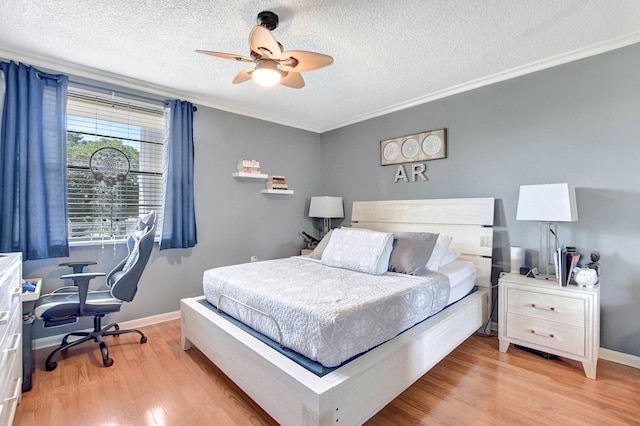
<box><xmin>411</xmin><ymin>163</ymin><xmax>427</xmax><ymax>182</ymax></box>
<box><xmin>394</xmin><ymin>163</ymin><xmax>428</xmax><ymax>183</ymax></box>
<box><xmin>394</xmin><ymin>165</ymin><xmax>409</xmax><ymax>183</ymax></box>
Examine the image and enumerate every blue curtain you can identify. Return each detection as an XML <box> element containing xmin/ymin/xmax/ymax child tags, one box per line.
<box><xmin>160</xmin><ymin>99</ymin><xmax>197</xmax><ymax>250</ymax></box>
<box><xmin>0</xmin><ymin>61</ymin><xmax>69</xmax><ymax>260</ymax></box>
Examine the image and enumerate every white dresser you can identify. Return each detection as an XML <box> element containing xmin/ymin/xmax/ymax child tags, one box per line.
<box><xmin>498</xmin><ymin>272</ymin><xmax>600</xmax><ymax>379</ymax></box>
<box><xmin>0</xmin><ymin>253</ymin><xmax>22</xmax><ymax>425</ymax></box>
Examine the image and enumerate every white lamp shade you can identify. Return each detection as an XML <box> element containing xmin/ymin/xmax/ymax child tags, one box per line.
<box><xmin>309</xmin><ymin>196</ymin><xmax>344</xmax><ymax>218</ymax></box>
<box><xmin>516</xmin><ymin>183</ymin><xmax>578</xmax><ymax>222</ymax></box>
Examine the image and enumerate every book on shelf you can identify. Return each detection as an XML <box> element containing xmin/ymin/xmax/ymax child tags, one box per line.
<box><xmin>267</xmin><ymin>175</ymin><xmax>286</xmax><ymax>181</ymax></box>
<box><xmin>237</xmin><ymin>166</ymin><xmax>262</xmax><ymax>174</ymax></box>
<box><xmin>237</xmin><ymin>159</ymin><xmax>260</xmax><ymax>167</ymax></box>
<box><xmin>266</xmin><ymin>183</ymin><xmax>289</xmax><ymax>189</ymax></box>
<box><xmin>266</xmin><ymin>187</ymin><xmax>290</xmax><ymax>191</ymax></box>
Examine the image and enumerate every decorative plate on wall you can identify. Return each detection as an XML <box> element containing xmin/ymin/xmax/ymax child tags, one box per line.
<box><xmin>382</xmin><ymin>141</ymin><xmax>400</xmax><ymax>162</ymax></box>
<box><xmin>380</xmin><ymin>128</ymin><xmax>447</xmax><ymax>166</ymax></box>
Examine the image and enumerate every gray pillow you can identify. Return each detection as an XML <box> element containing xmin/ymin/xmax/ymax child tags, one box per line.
<box><xmin>310</xmin><ymin>229</ymin><xmax>334</xmax><ymax>259</ymax></box>
<box><xmin>388</xmin><ymin>232</ymin><xmax>439</xmax><ymax>274</ymax></box>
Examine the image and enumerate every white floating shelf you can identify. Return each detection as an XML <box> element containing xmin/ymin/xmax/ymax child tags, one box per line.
<box><xmin>261</xmin><ymin>189</ymin><xmax>294</xmax><ymax>195</ymax></box>
<box><xmin>232</xmin><ymin>172</ymin><xmax>268</xmax><ymax>179</ymax></box>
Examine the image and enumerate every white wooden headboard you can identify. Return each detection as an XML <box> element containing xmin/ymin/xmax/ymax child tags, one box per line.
<box><xmin>351</xmin><ymin>198</ymin><xmax>495</xmax><ymax>288</ymax></box>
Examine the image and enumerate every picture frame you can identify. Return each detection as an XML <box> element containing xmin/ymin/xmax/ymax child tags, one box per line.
<box><xmin>380</xmin><ymin>128</ymin><xmax>447</xmax><ymax>166</ymax></box>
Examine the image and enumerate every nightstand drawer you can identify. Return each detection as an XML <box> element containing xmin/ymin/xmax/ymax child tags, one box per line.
<box><xmin>506</xmin><ymin>313</ymin><xmax>585</xmax><ymax>357</ymax></box>
<box><xmin>507</xmin><ymin>287</ymin><xmax>586</xmax><ymax>327</ymax></box>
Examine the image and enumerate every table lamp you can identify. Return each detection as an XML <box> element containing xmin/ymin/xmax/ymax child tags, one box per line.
<box><xmin>516</xmin><ymin>183</ymin><xmax>578</xmax><ymax>277</ymax></box>
<box><xmin>309</xmin><ymin>196</ymin><xmax>344</xmax><ymax>238</ymax></box>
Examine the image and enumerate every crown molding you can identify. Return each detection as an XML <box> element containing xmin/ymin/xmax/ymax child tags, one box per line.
<box><xmin>320</xmin><ymin>32</ymin><xmax>640</xmax><ymax>132</ymax></box>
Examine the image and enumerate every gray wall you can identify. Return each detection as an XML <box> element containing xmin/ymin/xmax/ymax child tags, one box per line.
<box><xmin>24</xmin><ymin>107</ymin><xmax>322</xmax><ymax>338</ymax></box>
<box><xmin>320</xmin><ymin>43</ymin><xmax>640</xmax><ymax>356</ymax></box>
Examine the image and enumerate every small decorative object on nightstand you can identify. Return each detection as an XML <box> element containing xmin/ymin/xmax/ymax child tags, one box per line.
<box><xmin>586</xmin><ymin>249</ymin><xmax>600</xmax><ymax>276</ymax></box>
<box><xmin>300</xmin><ymin>231</ymin><xmax>320</xmax><ymax>250</ymax></box>
<box><xmin>498</xmin><ymin>272</ymin><xmax>600</xmax><ymax>379</ymax></box>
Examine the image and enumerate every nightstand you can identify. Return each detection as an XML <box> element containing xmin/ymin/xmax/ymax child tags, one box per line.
<box><xmin>498</xmin><ymin>273</ymin><xmax>600</xmax><ymax>379</ymax></box>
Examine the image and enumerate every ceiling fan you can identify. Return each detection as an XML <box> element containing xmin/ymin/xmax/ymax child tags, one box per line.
<box><xmin>196</xmin><ymin>11</ymin><xmax>334</xmax><ymax>89</ymax></box>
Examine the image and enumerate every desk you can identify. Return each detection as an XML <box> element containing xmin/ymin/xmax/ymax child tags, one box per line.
<box><xmin>21</xmin><ymin>278</ymin><xmax>42</xmax><ymax>392</ymax></box>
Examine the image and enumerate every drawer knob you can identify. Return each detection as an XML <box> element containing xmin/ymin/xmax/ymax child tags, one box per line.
<box><xmin>530</xmin><ymin>329</ymin><xmax>555</xmax><ymax>338</ymax></box>
<box><xmin>530</xmin><ymin>303</ymin><xmax>555</xmax><ymax>311</ymax></box>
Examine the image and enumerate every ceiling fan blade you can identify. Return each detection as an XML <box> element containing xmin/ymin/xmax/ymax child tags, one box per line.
<box><xmin>280</xmin><ymin>50</ymin><xmax>334</xmax><ymax>72</ymax></box>
<box><xmin>279</xmin><ymin>72</ymin><xmax>305</xmax><ymax>89</ymax></box>
<box><xmin>196</xmin><ymin>50</ymin><xmax>254</xmax><ymax>63</ymax></box>
<box><xmin>249</xmin><ymin>25</ymin><xmax>282</xmax><ymax>59</ymax></box>
<box><xmin>232</xmin><ymin>69</ymin><xmax>253</xmax><ymax>84</ymax></box>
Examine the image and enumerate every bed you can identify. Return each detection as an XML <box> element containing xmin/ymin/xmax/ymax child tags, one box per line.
<box><xmin>181</xmin><ymin>198</ymin><xmax>494</xmax><ymax>425</ymax></box>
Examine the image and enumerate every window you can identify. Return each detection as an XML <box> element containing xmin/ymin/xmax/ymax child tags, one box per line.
<box><xmin>66</xmin><ymin>90</ymin><xmax>164</xmax><ymax>243</ymax></box>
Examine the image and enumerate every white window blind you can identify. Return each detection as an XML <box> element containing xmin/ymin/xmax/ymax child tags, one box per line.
<box><xmin>66</xmin><ymin>90</ymin><xmax>164</xmax><ymax>243</ymax></box>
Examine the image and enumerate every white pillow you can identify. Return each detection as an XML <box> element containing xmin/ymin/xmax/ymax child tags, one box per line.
<box><xmin>426</xmin><ymin>235</ymin><xmax>453</xmax><ymax>271</ymax></box>
<box><xmin>439</xmin><ymin>250</ymin><xmax>460</xmax><ymax>268</ymax></box>
<box><xmin>321</xmin><ymin>228</ymin><xmax>394</xmax><ymax>275</ymax></box>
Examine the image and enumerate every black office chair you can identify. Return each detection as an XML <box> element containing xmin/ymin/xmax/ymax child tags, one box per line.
<box><xmin>35</xmin><ymin>211</ymin><xmax>156</xmax><ymax>371</ymax></box>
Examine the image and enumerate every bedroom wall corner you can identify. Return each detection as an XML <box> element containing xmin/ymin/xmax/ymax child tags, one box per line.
<box><xmin>318</xmin><ymin>43</ymin><xmax>640</xmax><ymax>358</ymax></box>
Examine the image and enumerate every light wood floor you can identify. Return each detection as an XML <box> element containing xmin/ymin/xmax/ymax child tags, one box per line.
<box><xmin>14</xmin><ymin>319</ymin><xmax>640</xmax><ymax>426</ymax></box>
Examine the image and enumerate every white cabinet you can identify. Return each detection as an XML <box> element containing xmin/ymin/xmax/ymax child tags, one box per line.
<box><xmin>0</xmin><ymin>253</ymin><xmax>22</xmax><ymax>425</ymax></box>
<box><xmin>498</xmin><ymin>273</ymin><xmax>600</xmax><ymax>379</ymax></box>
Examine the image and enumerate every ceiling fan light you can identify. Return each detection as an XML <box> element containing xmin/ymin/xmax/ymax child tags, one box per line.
<box><xmin>252</xmin><ymin>60</ymin><xmax>281</xmax><ymax>87</ymax></box>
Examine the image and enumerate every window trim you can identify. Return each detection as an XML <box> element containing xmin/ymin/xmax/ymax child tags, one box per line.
<box><xmin>65</xmin><ymin>87</ymin><xmax>165</xmax><ymax>245</ymax></box>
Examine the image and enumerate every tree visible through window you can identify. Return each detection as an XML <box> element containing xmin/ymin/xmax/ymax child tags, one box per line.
<box><xmin>66</xmin><ymin>91</ymin><xmax>164</xmax><ymax>243</ymax></box>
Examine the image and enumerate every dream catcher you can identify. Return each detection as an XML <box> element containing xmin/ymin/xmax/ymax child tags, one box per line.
<box><xmin>89</xmin><ymin>147</ymin><xmax>131</xmax><ymax>249</ymax></box>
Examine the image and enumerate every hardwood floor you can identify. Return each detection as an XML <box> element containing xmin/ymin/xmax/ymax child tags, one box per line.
<box><xmin>14</xmin><ymin>319</ymin><xmax>639</xmax><ymax>426</ymax></box>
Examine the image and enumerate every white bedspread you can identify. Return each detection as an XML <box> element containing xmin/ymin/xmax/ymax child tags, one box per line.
<box><xmin>203</xmin><ymin>256</ymin><xmax>450</xmax><ymax>367</ymax></box>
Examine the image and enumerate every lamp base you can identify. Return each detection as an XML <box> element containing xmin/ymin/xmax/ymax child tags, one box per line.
<box><xmin>539</xmin><ymin>222</ymin><xmax>559</xmax><ymax>278</ymax></box>
<box><xmin>319</xmin><ymin>218</ymin><xmax>331</xmax><ymax>239</ymax></box>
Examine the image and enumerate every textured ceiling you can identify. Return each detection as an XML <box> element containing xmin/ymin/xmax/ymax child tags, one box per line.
<box><xmin>1</xmin><ymin>1</ymin><xmax>639</xmax><ymax>132</ymax></box>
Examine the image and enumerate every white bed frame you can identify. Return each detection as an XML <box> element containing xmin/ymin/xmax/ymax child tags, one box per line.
<box><xmin>181</xmin><ymin>198</ymin><xmax>494</xmax><ymax>425</ymax></box>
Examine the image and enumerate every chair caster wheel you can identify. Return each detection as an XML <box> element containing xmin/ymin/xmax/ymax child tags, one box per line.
<box><xmin>104</xmin><ymin>358</ymin><xmax>114</xmax><ymax>367</ymax></box>
<box><xmin>140</xmin><ymin>336</ymin><xmax>147</xmax><ymax>344</ymax></box>
<box><xmin>46</xmin><ymin>362</ymin><xmax>57</xmax><ymax>371</ymax></box>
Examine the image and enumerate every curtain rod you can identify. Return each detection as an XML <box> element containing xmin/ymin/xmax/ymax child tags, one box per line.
<box><xmin>36</xmin><ymin>71</ymin><xmax>63</xmax><ymax>83</ymax></box>
<box><xmin>68</xmin><ymin>80</ymin><xmax>196</xmax><ymax>111</ymax></box>
<box><xmin>164</xmin><ymin>100</ymin><xmax>197</xmax><ymax>112</ymax></box>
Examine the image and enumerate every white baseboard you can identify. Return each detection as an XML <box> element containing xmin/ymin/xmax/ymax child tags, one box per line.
<box><xmin>599</xmin><ymin>348</ymin><xmax>640</xmax><ymax>370</ymax></box>
<box><xmin>33</xmin><ymin>310</ymin><xmax>180</xmax><ymax>350</ymax></box>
